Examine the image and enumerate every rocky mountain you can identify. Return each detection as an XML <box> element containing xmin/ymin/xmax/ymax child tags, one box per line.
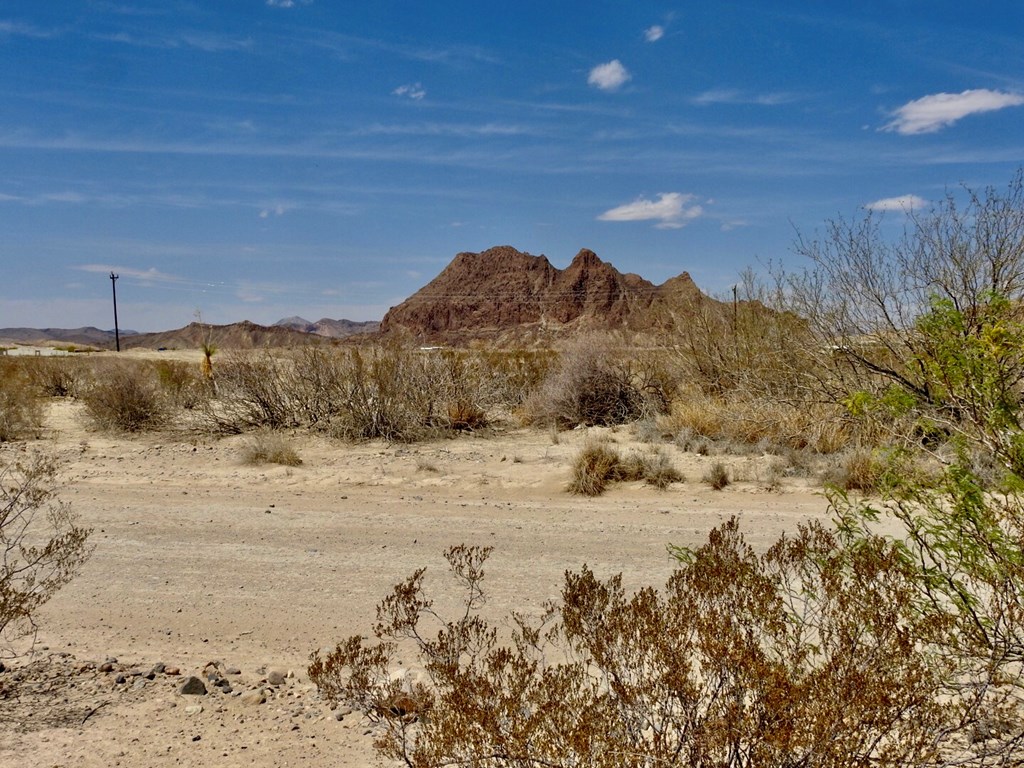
<box><xmin>273</xmin><ymin>316</ymin><xmax>379</xmax><ymax>338</ymax></box>
<box><xmin>380</xmin><ymin>245</ymin><xmax>725</xmax><ymax>342</ymax></box>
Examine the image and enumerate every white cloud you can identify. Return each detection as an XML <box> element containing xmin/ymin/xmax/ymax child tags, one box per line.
<box><xmin>393</xmin><ymin>82</ymin><xmax>426</xmax><ymax>100</ymax></box>
<box><xmin>266</xmin><ymin>0</ymin><xmax>295</xmax><ymax>7</ymax></box>
<box><xmin>588</xmin><ymin>60</ymin><xmax>630</xmax><ymax>91</ymax></box>
<box><xmin>864</xmin><ymin>194</ymin><xmax>928</xmax><ymax>212</ymax></box>
<box><xmin>598</xmin><ymin>192</ymin><xmax>703</xmax><ymax>229</ymax></box>
<box><xmin>644</xmin><ymin>25</ymin><xmax>664</xmax><ymax>42</ymax></box>
<box><xmin>883</xmin><ymin>89</ymin><xmax>1024</xmax><ymax>135</ymax></box>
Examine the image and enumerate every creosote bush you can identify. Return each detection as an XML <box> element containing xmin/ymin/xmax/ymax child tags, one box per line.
<box><xmin>1</xmin><ymin>453</ymin><xmax>92</xmax><ymax>658</ymax></box>
<box><xmin>310</xmin><ymin>532</ymin><xmax>964</xmax><ymax>767</ymax></box>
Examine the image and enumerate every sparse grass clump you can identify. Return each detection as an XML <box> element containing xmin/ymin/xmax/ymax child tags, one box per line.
<box><xmin>241</xmin><ymin>432</ymin><xmax>302</xmax><ymax>466</ymax></box>
<box><xmin>81</xmin><ymin>362</ymin><xmax>168</xmax><ymax>432</ymax></box>
<box><xmin>618</xmin><ymin>446</ymin><xmax>685</xmax><ymax>489</ymax></box>
<box><xmin>569</xmin><ymin>439</ymin><xmax>683</xmax><ymax>495</ymax></box>
<box><xmin>703</xmin><ymin>460</ymin><xmax>730</xmax><ymax>490</ymax></box>
<box><xmin>568</xmin><ymin>439</ymin><xmax>621</xmax><ymax>496</ymax></box>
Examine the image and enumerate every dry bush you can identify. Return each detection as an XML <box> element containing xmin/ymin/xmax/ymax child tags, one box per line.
<box><xmin>329</xmin><ymin>345</ymin><xmax>444</xmax><ymax>442</ymax></box>
<box><xmin>0</xmin><ymin>361</ymin><xmax>44</xmax><ymax>442</ymax></box>
<box><xmin>155</xmin><ymin>360</ymin><xmax>210</xmax><ymax>410</ymax></box>
<box><xmin>310</xmin><ymin>530</ymin><xmax>963</xmax><ymax>767</ymax></box>
<box><xmin>207</xmin><ymin>350</ymin><xmax>297</xmax><ymax>432</ymax></box>
<box><xmin>526</xmin><ymin>335</ymin><xmax>659</xmax><ymax>429</ymax></box>
<box><xmin>1</xmin><ymin>453</ymin><xmax>92</xmax><ymax>658</ymax></box>
<box><xmin>24</xmin><ymin>357</ymin><xmax>88</xmax><ymax>398</ymax></box>
<box><xmin>703</xmin><ymin>460</ymin><xmax>730</xmax><ymax>490</ymax></box>
<box><xmin>240</xmin><ymin>432</ymin><xmax>302</xmax><ymax>467</ymax></box>
<box><xmin>475</xmin><ymin>347</ymin><xmax>556</xmax><ymax>408</ymax></box>
<box><xmin>80</xmin><ymin>361</ymin><xmax>168</xmax><ymax>433</ymax></box>
<box><xmin>567</xmin><ymin>439</ymin><xmax>621</xmax><ymax>496</ymax></box>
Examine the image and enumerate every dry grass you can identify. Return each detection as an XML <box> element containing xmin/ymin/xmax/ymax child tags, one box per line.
<box><xmin>567</xmin><ymin>439</ymin><xmax>621</xmax><ymax>496</ymax></box>
<box><xmin>240</xmin><ymin>432</ymin><xmax>302</xmax><ymax>466</ymax></box>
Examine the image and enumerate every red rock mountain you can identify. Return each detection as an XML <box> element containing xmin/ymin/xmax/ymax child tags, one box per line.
<box><xmin>380</xmin><ymin>245</ymin><xmax>722</xmax><ymax>342</ymax></box>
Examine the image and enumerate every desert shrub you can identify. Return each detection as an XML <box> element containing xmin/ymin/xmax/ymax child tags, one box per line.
<box><xmin>329</xmin><ymin>345</ymin><xmax>443</xmax><ymax>442</ymax></box>
<box><xmin>1</xmin><ymin>453</ymin><xmax>92</xmax><ymax>658</ymax></box>
<box><xmin>155</xmin><ymin>360</ymin><xmax>210</xmax><ymax>410</ymax></box>
<box><xmin>80</xmin><ymin>362</ymin><xmax>168</xmax><ymax>432</ymax></box>
<box><xmin>240</xmin><ymin>431</ymin><xmax>302</xmax><ymax>466</ymax></box>
<box><xmin>526</xmin><ymin>335</ymin><xmax>657</xmax><ymax>429</ymax></box>
<box><xmin>703</xmin><ymin>460</ymin><xmax>730</xmax><ymax>490</ymax></box>
<box><xmin>0</xmin><ymin>361</ymin><xmax>44</xmax><ymax>442</ymax></box>
<box><xmin>475</xmin><ymin>347</ymin><xmax>556</xmax><ymax>408</ymax></box>
<box><xmin>206</xmin><ymin>351</ymin><xmax>297</xmax><ymax>432</ymax></box>
<box><xmin>567</xmin><ymin>439</ymin><xmax>621</xmax><ymax>496</ymax></box>
<box><xmin>310</xmin><ymin>531</ymin><xmax>960</xmax><ymax>767</ymax></box>
<box><xmin>24</xmin><ymin>357</ymin><xmax>86</xmax><ymax>398</ymax></box>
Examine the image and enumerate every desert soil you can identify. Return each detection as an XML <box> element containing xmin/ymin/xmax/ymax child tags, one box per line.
<box><xmin>0</xmin><ymin>396</ymin><xmax>830</xmax><ymax>768</ymax></box>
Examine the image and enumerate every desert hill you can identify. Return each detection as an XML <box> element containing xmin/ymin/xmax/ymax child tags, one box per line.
<box><xmin>380</xmin><ymin>245</ymin><xmax>726</xmax><ymax>343</ymax></box>
<box><xmin>118</xmin><ymin>321</ymin><xmax>333</xmax><ymax>350</ymax></box>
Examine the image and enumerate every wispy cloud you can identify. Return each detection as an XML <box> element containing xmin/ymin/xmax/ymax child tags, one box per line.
<box><xmin>883</xmin><ymin>89</ymin><xmax>1024</xmax><ymax>135</ymax></box>
<box><xmin>864</xmin><ymin>194</ymin><xmax>928</xmax><ymax>212</ymax></box>
<box><xmin>693</xmin><ymin>88</ymin><xmax>799</xmax><ymax>106</ymax></box>
<box><xmin>266</xmin><ymin>0</ymin><xmax>311</xmax><ymax>7</ymax></box>
<box><xmin>92</xmin><ymin>30</ymin><xmax>252</xmax><ymax>52</ymax></box>
<box><xmin>644</xmin><ymin>25</ymin><xmax>664</xmax><ymax>42</ymax></box>
<box><xmin>0</xmin><ymin>19</ymin><xmax>59</xmax><ymax>39</ymax></box>
<box><xmin>76</xmin><ymin>264</ymin><xmax>189</xmax><ymax>286</ymax></box>
<box><xmin>588</xmin><ymin>60</ymin><xmax>630</xmax><ymax>91</ymax></box>
<box><xmin>598</xmin><ymin>192</ymin><xmax>703</xmax><ymax>229</ymax></box>
<box><xmin>393</xmin><ymin>82</ymin><xmax>426</xmax><ymax>100</ymax></box>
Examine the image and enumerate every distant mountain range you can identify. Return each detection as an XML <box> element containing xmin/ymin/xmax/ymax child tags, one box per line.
<box><xmin>0</xmin><ymin>318</ymin><xmax>379</xmax><ymax>350</ymax></box>
<box><xmin>2</xmin><ymin>245</ymin><xmax>743</xmax><ymax>349</ymax></box>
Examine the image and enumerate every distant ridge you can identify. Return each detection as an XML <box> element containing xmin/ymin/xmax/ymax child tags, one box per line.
<box><xmin>0</xmin><ymin>317</ymin><xmax>379</xmax><ymax>350</ymax></box>
<box><xmin>380</xmin><ymin>245</ymin><xmax>728</xmax><ymax>343</ymax></box>
<box><xmin>272</xmin><ymin>316</ymin><xmax>380</xmax><ymax>338</ymax></box>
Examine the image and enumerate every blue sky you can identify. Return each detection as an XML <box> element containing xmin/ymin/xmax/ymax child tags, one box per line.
<box><xmin>2</xmin><ymin>1</ymin><xmax>1023</xmax><ymax>331</ymax></box>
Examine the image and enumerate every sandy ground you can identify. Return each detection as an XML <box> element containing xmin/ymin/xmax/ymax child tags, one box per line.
<box><xmin>0</xmin><ymin>398</ymin><xmax>830</xmax><ymax>767</ymax></box>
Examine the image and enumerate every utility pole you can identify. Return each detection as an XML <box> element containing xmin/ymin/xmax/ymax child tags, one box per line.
<box><xmin>110</xmin><ymin>272</ymin><xmax>121</xmax><ymax>352</ymax></box>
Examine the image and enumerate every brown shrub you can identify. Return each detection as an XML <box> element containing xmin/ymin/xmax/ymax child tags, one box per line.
<box><xmin>310</xmin><ymin>530</ymin><xmax>958</xmax><ymax>767</ymax></box>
